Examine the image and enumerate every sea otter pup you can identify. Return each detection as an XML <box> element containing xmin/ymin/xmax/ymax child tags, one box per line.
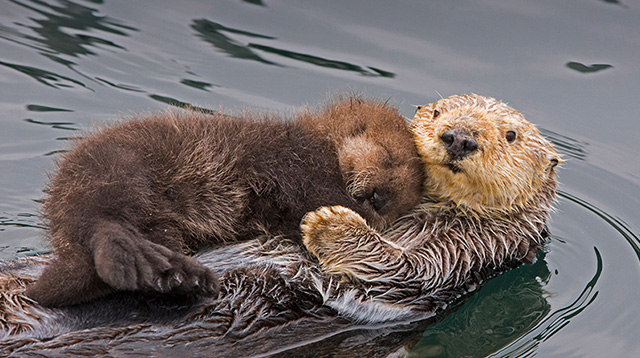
<box><xmin>26</xmin><ymin>96</ymin><xmax>424</xmax><ymax>307</ymax></box>
<box><xmin>0</xmin><ymin>95</ymin><xmax>561</xmax><ymax>357</ymax></box>
<box><xmin>301</xmin><ymin>94</ymin><xmax>561</xmax><ymax>311</ymax></box>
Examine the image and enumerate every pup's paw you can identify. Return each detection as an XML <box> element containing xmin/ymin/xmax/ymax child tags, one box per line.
<box><xmin>301</xmin><ymin>205</ymin><xmax>370</xmax><ymax>260</ymax></box>
<box><xmin>92</xmin><ymin>225</ymin><xmax>218</xmax><ymax>296</ymax></box>
<box><xmin>153</xmin><ymin>249</ymin><xmax>219</xmax><ymax>296</ymax></box>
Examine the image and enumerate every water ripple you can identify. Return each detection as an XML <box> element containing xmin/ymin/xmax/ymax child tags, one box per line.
<box><xmin>541</xmin><ymin>128</ymin><xmax>589</xmax><ymax>161</ymax></box>
<box><xmin>0</xmin><ymin>212</ymin><xmax>45</xmax><ymax>230</ymax></box>
<box><xmin>95</xmin><ymin>77</ymin><xmax>144</xmax><ymax>92</ymax></box>
<box><xmin>25</xmin><ymin>104</ymin><xmax>72</xmax><ymax>112</ymax></box>
<box><xmin>191</xmin><ymin>18</ymin><xmax>277</xmax><ymax>65</ymax></box>
<box><xmin>148</xmin><ymin>94</ymin><xmax>217</xmax><ymax>115</ymax></box>
<box><xmin>248</xmin><ymin>43</ymin><xmax>395</xmax><ymax>77</ymax></box>
<box><xmin>411</xmin><ymin>252</ymin><xmax>552</xmax><ymax>357</ymax></box>
<box><xmin>0</xmin><ymin>60</ymin><xmax>88</xmax><ymax>89</ymax></box>
<box><xmin>490</xmin><ymin>247</ymin><xmax>602</xmax><ymax>357</ymax></box>
<box><xmin>7</xmin><ymin>0</ymin><xmax>137</xmax><ymax>57</ymax></box>
<box><xmin>191</xmin><ymin>18</ymin><xmax>395</xmax><ymax>78</ymax></box>
<box><xmin>180</xmin><ymin>79</ymin><xmax>219</xmax><ymax>92</ymax></box>
<box><xmin>24</xmin><ymin>118</ymin><xmax>78</xmax><ymax>131</ymax></box>
<box><xmin>559</xmin><ymin>191</ymin><xmax>640</xmax><ymax>262</ymax></box>
<box><xmin>565</xmin><ymin>61</ymin><xmax>613</xmax><ymax>74</ymax></box>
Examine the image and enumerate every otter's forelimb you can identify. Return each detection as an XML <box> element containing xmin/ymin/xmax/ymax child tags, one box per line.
<box><xmin>301</xmin><ymin>204</ymin><xmax>545</xmax><ymax>308</ymax></box>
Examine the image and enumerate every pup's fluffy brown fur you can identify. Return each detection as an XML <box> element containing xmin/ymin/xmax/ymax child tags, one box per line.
<box><xmin>26</xmin><ymin>96</ymin><xmax>424</xmax><ymax>307</ymax></box>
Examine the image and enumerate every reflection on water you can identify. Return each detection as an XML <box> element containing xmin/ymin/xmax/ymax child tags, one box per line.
<box><xmin>0</xmin><ymin>0</ymin><xmax>136</xmax><ymax>91</ymax></box>
<box><xmin>147</xmin><ymin>94</ymin><xmax>217</xmax><ymax>115</ymax></box>
<box><xmin>24</xmin><ymin>118</ymin><xmax>77</xmax><ymax>131</ymax></box>
<box><xmin>1</xmin><ymin>0</ymin><xmax>639</xmax><ymax>356</ymax></box>
<box><xmin>560</xmin><ymin>191</ymin><xmax>640</xmax><ymax>262</ymax></box>
<box><xmin>249</xmin><ymin>43</ymin><xmax>395</xmax><ymax>77</ymax></box>
<box><xmin>241</xmin><ymin>0</ymin><xmax>265</xmax><ymax>6</ymax></box>
<box><xmin>0</xmin><ymin>60</ymin><xmax>87</xmax><ymax>88</ymax></box>
<box><xmin>192</xmin><ymin>18</ymin><xmax>395</xmax><ymax>77</ymax></box>
<box><xmin>191</xmin><ymin>18</ymin><xmax>277</xmax><ymax>65</ymax></box>
<box><xmin>94</xmin><ymin>77</ymin><xmax>144</xmax><ymax>92</ymax></box>
<box><xmin>180</xmin><ymin>78</ymin><xmax>218</xmax><ymax>92</ymax></box>
<box><xmin>25</xmin><ymin>104</ymin><xmax>71</xmax><ymax>112</ymax></box>
<box><xmin>541</xmin><ymin>129</ymin><xmax>589</xmax><ymax>161</ymax></box>
<box><xmin>409</xmin><ymin>252</ymin><xmax>552</xmax><ymax>357</ymax></box>
<box><xmin>6</xmin><ymin>0</ymin><xmax>135</xmax><ymax>58</ymax></box>
<box><xmin>601</xmin><ymin>0</ymin><xmax>628</xmax><ymax>8</ymax></box>
<box><xmin>490</xmin><ymin>246</ymin><xmax>602</xmax><ymax>357</ymax></box>
<box><xmin>0</xmin><ymin>213</ymin><xmax>45</xmax><ymax>231</ymax></box>
<box><xmin>565</xmin><ymin>62</ymin><xmax>613</xmax><ymax>74</ymax></box>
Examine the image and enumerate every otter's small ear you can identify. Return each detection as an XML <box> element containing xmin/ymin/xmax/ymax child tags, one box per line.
<box><xmin>547</xmin><ymin>154</ymin><xmax>562</xmax><ymax>169</ymax></box>
<box><xmin>412</xmin><ymin>105</ymin><xmax>422</xmax><ymax>117</ymax></box>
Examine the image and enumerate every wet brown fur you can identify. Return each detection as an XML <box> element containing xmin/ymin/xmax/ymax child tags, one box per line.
<box><xmin>26</xmin><ymin>96</ymin><xmax>424</xmax><ymax>307</ymax></box>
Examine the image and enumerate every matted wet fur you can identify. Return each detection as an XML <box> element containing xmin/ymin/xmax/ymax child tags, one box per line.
<box><xmin>0</xmin><ymin>243</ymin><xmax>437</xmax><ymax>357</ymax></box>
<box><xmin>26</xmin><ymin>96</ymin><xmax>424</xmax><ymax>307</ymax></box>
<box><xmin>0</xmin><ymin>94</ymin><xmax>561</xmax><ymax>357</ymax></box>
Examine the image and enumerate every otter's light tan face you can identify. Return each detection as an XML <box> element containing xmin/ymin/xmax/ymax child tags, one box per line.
<box><xmin>411</xmin><ymin>94</ymin><xmax>560</xmax><ymax>214</ymax></box>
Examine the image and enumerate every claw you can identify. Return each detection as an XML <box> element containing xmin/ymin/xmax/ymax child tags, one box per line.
<box><xmin>172</xmin><ymin>272</ymin><xmax>184</xmax><ymax>286</ymax></box>
<box><xmin>155</xmin><ymin>276</ymin><xmax>167</xmax><ymax>292</ymax></box>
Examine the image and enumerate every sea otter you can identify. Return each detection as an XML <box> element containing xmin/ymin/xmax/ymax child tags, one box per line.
<box><xmin>0</xmin><ymin>95</ymin><xmax>561</xmax><ymax>357</ymax></box>
<box><xmin>301</xmin><ymin>94</ymin><xmax>561</xmax><ymax>310</ymax></box>
<box><xmin>26</xmin><ymin>96</ymin><xmax>424</xmax><ymax>307</ymax></box>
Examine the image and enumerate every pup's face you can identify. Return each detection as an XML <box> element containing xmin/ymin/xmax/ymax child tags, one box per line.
<box><xmin>411</xmin><ymin>94</ymin><xmax>561</xmax><ymax>214</ymax></box>
<box><xmin>339</xmin><ymin>134</ymin><xmax>423</xmax><ymax>229</ymax></box>
<box><xmin>330</xmin><ymin>100</ymin><xmax>424</xmax><ymax>230</ymax></box>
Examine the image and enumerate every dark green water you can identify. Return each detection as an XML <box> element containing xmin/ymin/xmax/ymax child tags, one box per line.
<box><xmin>1</xmin><ymin>1</ymin><xmax>638</xmax><ymax>356</ymax></box>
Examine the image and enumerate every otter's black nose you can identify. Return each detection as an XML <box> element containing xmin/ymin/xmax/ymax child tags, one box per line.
<box><xmin>441</xmin><ymin>130</ymin><xmax>478</xmax><ymax>159</ymax></box>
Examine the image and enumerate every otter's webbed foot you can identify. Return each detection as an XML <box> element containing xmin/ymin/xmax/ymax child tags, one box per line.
<box><xmin>92</xmin><ymin>222</ymin><xmax>219</xmax><ymax>296</ymax></box>
<box><xmin>301</xmin><ymin>206</ymin><xmax>380</xmax><ymax>277</ymax></box>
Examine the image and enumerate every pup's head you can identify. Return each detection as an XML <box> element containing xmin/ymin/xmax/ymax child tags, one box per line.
<box><xmin>318</xmin><ymin>96</ymin><xmax>425</xmax><ymax>229</ymax></box>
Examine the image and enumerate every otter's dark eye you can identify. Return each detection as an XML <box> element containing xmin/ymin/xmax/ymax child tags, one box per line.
<box><xmin>433</xmin><ymin>110</ymin><xmax>440</xmax><ymax>119</ymax></box>
<box><xmin>505</xmin><ymin>130</ymin><xmax>517</xmax><ymax>143</ymax></box>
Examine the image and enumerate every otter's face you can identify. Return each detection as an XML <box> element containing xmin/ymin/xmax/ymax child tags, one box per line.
<box><xmin>337</xmin><ymin>121</ymin><xmax>424</xmax><ymax>230</ymax></box>
<box><xmin>411</xmin><ymin>94</ymin><xmax>561</xmax><ymax>214</ymax></box>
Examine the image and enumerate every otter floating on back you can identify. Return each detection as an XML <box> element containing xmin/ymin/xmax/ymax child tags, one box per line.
<box><xmin>0</xmin><ymin>94</ymin><xmax>560</xmax><ymax>357</ymax></box>
<box><xmin>302</xmin><ymin>94</ymin><xmax>561</xmax><ymax>315</ymax></box>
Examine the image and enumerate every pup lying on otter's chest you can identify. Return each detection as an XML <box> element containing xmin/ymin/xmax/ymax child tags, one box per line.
<box><xmin>27</xmin><ymin>96</ymin><xmax>424</xmax><ymax>307</ymax></box>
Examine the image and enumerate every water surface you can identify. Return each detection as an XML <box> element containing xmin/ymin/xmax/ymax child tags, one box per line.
<box><xmin>1</xmin><ymin>0</ymin><xmax>639</xmax><ymax>356</ymax></box>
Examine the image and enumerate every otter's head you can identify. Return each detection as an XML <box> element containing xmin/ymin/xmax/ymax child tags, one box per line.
<box><xmin>314</xmin><ymin>96</ymin><xmax>425</xmax><ymax>229</ymax></box>
<box><xmin>411</xmin><ymin>94</ymin><xmax>561</xmax><ymax>215</ymax></box>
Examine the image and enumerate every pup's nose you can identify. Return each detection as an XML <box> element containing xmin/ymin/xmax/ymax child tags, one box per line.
<box><xmin>369</xmin><ymin>189</ymin><xmax>391</xmax><ymax>214</ymax></box>
<box><xmin>441</xmin><ymin>130</ymin><xmax>478</xmax><ymax>159</ymax></box>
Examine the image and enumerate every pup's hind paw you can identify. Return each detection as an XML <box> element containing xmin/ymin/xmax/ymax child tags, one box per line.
<box><xmin>301</xmin><ymin>205</ymin><xmax>371</xmax><ymax>262</ymax></box>
<box><xmin>152</xmin><ymin>248</ymin><xmax>219</xmax><ymax>296</ymax></box>
<box><xmin>92</xmin><ymin>224</ymin><xmax>218</xmax><ymax>296</ymax></box>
